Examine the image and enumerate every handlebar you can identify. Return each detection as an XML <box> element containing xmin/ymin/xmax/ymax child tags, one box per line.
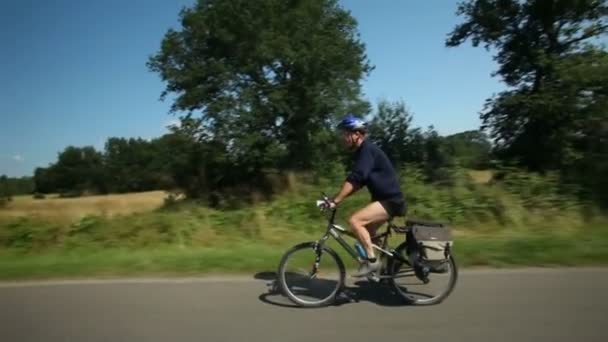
<box><xmin>316</xmin><ymin>192</ymin><xmax>336</xmax><ymax>212</ymax></box>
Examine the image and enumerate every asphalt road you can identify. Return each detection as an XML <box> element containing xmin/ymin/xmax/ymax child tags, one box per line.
<box><xmin>1</xmin><ymin>268</ymin><xmax>607</xmax><ymax>342</ymax></box>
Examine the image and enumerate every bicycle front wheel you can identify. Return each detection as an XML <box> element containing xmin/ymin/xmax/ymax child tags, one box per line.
<box><xmin>277</xmin><ymin>241</ymin><xmax>345</xmax><ymax>307</ymax></box>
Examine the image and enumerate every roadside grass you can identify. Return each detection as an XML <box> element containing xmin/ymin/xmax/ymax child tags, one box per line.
<box><xmin>1</xmin><ymin>169</ymin><xmax>607</xmax><ymax>280</ymax></box>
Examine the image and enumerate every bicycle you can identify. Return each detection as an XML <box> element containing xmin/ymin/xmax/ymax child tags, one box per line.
<box><xmin>274</xmin><ymin>194</ymin><xmax>458</xmax><ymax>307</ymax></box>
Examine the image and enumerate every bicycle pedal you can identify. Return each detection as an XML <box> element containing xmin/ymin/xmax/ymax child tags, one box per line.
<box><xmin>366</xmin><ymin>273</ymin><xmax>380</xmax><ymax>283</ymax></box>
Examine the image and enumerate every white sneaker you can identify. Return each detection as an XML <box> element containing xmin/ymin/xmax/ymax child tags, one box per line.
<box><xmin>352</xmin><ymin>259</ymin><xmax>381</xmax><ymax>278</ymax></box>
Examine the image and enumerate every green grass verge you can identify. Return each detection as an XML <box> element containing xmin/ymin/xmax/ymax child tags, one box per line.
<box><xmin>1</xmin><ymin>228</ymin><xmax>607</xmax><ymax>281</ymax></box>
<box><xmin>0</xmin><ymin>244</ymin><xmax>283</xmax><ymax>280</ymax></box>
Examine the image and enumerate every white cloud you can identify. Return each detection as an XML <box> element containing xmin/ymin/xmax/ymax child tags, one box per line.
<box><xmin>164</xmin><ymin>118</ymin><xmax>181</xmax><ymax>130</ymax></box>
<box><xmin>12</xmin><ymin>155</ymin><xmax>24</xmax><ymax>162</ymax></box>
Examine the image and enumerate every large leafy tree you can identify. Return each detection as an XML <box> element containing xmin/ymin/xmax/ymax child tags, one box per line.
<box><xmin>148</xmin><ymin>0</ymin><xmax>372</xmax><ymax>175</ymax></box>
<box><xmin>446</xmin><ymin>0</ymin><xmax>608</xmax><ymax>170</ymax></box>
<box><xmin>368</xmin><ymin>100</ymin><xmax>426</xmax><ymax>166</ymax></box>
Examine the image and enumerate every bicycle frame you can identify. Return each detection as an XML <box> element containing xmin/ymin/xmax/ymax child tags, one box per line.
<box><xmin>312</xmin><ymin>206</ymin><xmax>410</xmax><ymax>278</ymax></box>
<box><xmin>274</xmin><ymin>197</ymin><xmax>458</xmax><ymax>306</ymax></box>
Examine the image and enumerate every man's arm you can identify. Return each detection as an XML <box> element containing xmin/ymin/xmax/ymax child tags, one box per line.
<box><xmin>331</xmin><ymin>143</ymin><xmax>373</xmax><ymax>206</ymax></box>
<box><xmin>332</xmin><ymin>180</ymin><xmax>360</xmax><ymax>205</ymax></box>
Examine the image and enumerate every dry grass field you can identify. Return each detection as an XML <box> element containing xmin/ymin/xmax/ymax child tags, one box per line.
<box><xmin>0</xmin><ymin>191</ymin><xmax>168</xmax><ymax>223</ymax></box>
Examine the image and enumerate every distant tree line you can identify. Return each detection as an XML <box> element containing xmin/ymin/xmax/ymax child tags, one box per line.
<box><xmin>0</xmin><ymin>175</ymin><xmax>35</xmax><ymax>201</ymax></box>
<box><xmin>28</xmin><ymin>101</ymin><xmax>492</xmax><ymax>202</ymax></box>
<box><xmin>8</xmin><ymin>0</ymin><xmax>606</xmax><ymax>209</ymax></box>
<box><xmin>33</xmin><ymin>136</ymin><xmax>175</xmax><ymax>196</ymax></box>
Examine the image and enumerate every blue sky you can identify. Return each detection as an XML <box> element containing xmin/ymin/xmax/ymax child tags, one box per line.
<box><xmin>0</xmin><ymin>0</ymin><xmax>504</xmax><ymax>177</ymax></box>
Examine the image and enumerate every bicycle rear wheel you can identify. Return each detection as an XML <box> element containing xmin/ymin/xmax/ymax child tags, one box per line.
<box><xmin>277</xmin><ymin>241</ymin><xmax>345</xmax><ymax>307</ymax></box>
<box><xmin>389</xmin><ymin>242</ymin><xmax>458</xmax><ymax>305</ymax></box>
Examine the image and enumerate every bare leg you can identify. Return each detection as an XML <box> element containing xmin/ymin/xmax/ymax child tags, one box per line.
<box><xmin>366</xmin><ymin>221</ymin><xmax>384</xmax><ymax>242</ymax></box>
<box><xmin>348</xmin><ymin>202</ymin><xmax>390</xmax><ymax>259</ymax></box>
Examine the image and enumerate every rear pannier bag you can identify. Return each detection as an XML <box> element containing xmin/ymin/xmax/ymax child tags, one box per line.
<box><xmin>411</xmin><ymin>224</ymin><xmax>453</xmax><ymax>261</ymax></box>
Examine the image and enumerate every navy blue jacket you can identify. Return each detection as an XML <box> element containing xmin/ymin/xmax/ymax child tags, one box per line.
<box><xmin>346</xmin><ymin>139</ymin><xmax>404</xmax><ymax>202</ymax></box>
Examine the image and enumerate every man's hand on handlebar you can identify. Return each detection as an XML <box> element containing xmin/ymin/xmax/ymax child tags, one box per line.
<box><xmin>316</xmin><ymin>194</ymin><xmax>337</xmax><ymax>211</ymax></box>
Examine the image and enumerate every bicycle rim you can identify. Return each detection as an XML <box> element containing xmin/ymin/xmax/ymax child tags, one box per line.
<box><xmin>278</xmin><ymin>242</ymin><xmax>344</xmax><ymax>307</ymax></box>
<box><xmin>391</xmin><ymin>252</ymin><xmax>458</xmax><ymax>305</ymax></box>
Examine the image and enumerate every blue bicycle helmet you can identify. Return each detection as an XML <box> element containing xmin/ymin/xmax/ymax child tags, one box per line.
<box><xmin>337</xmin><ymin>114</ymin><xmax>367</xmax><ymax>132</ymax></box>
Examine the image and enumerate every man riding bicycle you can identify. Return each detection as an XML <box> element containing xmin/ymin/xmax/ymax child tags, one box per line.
<box><xmin>322</xmin><ymin>114</ymin><xmax>406</xmax><ymax>277</ymax></box>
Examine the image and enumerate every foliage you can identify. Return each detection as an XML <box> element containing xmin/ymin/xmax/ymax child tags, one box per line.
<box><xmin>367</xmin><ymin>100</ymin><xmax>493</xmax><ymax>182</ymax></box>
<box><xmin>443</xmin><ymin>130</ymin><xmax>492</xmax><ymax>169</ymax></box>
<box><xmin>0</xmin><ymin>175</ymin><xmax>34</xmax><ymax>196</ymax></box>
<box><xmin>1</xmin><ymin>167</ymin><xmax>607</xmax><ymax>279</ymax></box>
<box><xmin>19</xmin><ymin>0</ymin><xmax>607</xmax><ymax>212</ymax></box>
<box><xmin>5</xmin><ymin>165</ymin><xmax>599</xmax><ymax>252</ymax></box>
<box><xmin>447</xmin><ymin>0</ymin><xmax>608</xmax><ymax>205</ymax></box>
<box><xmin>147</xmin><ymin>0</ymin><xmax>372</xmax><ymax>174</ymax></box>
<box><xmin>0</xmin><ymin>175</ymin><xmax>10</xmax><ymax>202</ymax></box>
<box><xmin>34</xmin><ymin>146</ymin><xmax>106</xmax><ymax>195</ymax></box>
<box><xmin>104</xmin><ymin>137</ymin><xmax>174</xmax><ymax>193</ymax></box>
<box><xmin>368</xmin><ymin>99</ymin><xmax>421</xmax><ymax>166</ymax></box>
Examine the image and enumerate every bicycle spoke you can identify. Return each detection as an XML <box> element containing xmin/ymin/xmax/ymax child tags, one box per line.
<box><xmin>390</xmin><ymin>251</ymin><xmax>458</xmax><ymax>305</ymax></box>
<box><xmin>279</xmin><ymin>243</ymin><xmax>343</xmax><ymax>307</ymax></box>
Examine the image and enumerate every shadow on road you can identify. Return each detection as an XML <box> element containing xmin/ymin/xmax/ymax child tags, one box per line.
<box><xmin>253</xmin><ymin>271</ymin><xmax>411</xmax><ymax>308</ymax></box>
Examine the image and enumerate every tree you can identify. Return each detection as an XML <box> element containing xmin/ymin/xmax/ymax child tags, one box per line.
<box><xmin>421</xmin><ymin>126</ymin><xmax>455</xmax><ymax>182</ymax></box>
<box><xmin>104</xmin><ymin>137</ymin><xmax>172</xmax><ymax>193</ymax></box>
<box><xmin>34</xmin><ymin>167</ymin><xmax>57</xmax><ymax>194</ymax></box>
<box><xmin>147</xmin><ymin>0</ymin><xmax>373</xmax><ymax>184</ymax></box>
<box><xmin>443</xmin><ymin>130</ymin><xmax>492</xmax><ymax>169</ymax></box>
<box><xmin>447</xmin><ymin>0</ymin><xmax>608</xmax><ymax>204</ymax></box>
<box><xmin>51</xmin><ymin>146</ymin><xmax>106</xmax><ymax>194</ymax></box>
<box><xmin>157</xmin><ymin>126</ymin><xmax>217</xmax><ymax>199</ymax></box>
<box><xmin>446</xmin><ymin>0</ymin><xmax>608</xmax><ymax>170</ymax></box>
<box><xmin>0</xmin><ymin>175</ymin><xmax>34</xmax><ymax>196</ymax></box>
<box><xmin>368</xmin><ymin>100</ymin><xmax>422</xmax><ymax>166</ymax></box>
<box><xmin>367</xmin><ymin>100</ymin><xmax>460</xmax><ymax>182</ymax></box>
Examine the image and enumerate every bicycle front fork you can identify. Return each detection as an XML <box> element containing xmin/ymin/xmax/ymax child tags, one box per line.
<box><xmin>309</xmin><ymin>241</ymin><xmax>324</xmax><ymax>278</ymax></box>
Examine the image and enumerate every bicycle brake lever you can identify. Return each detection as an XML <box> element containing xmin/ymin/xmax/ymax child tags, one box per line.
<box><xmin>321</xmin><ymin>192</ymin><xmax>331</xmax><ymax>201</ymax></box>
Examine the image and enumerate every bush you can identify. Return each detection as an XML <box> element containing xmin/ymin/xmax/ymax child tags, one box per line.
<box><xmin>385</xmin><ymin>164</ymin><xmax>592</xmax><ymax>228</ymax></box>
<box><xmin>0</xmin><ymin>218</ymin><xmax>62</xmax><ymax>250</ymax></box>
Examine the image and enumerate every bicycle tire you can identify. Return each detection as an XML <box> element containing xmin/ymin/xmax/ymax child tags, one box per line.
<box><xmin>388</xmin><ymin>242</ymin><xmax>458</xmax><ymax>305</ymax></box>
<box><xmin>277</xmin><ymin>241</ymin><xmax>345</xmax><ymax>307</ymax></box>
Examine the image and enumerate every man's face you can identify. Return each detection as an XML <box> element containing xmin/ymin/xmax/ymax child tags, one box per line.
<box><xmin>340</xmin><ymin>130</ymin><xmax>360</xmax><ymax>150</ymax></box>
